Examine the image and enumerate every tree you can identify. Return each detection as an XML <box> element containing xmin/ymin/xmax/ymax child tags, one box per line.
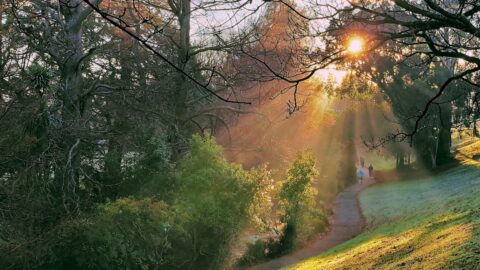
<box><xmin>233</xmin><ymin>1</ymin><xmax>318</xmax><ymax>114</ymax></box>
<box><xmin>87</xmin><ymin>0</ymin><xmax>259</xmax><ymax>160</ymax></box>
<box><xmin>351</xmin><ymin>49</ymin><xmax>455</xmax><ymax>168</ymax></box>
<box><xmin>278</xmin><ymin>151</ymin><xmax>326</xmax><ymax>249</ymax></box>
<box><xmin>174</xmin><ymin>135</ymin><xmax>258</xmax><ymax>269</ymax></box>
<box><xmin>0</xmin><ymin>1</ymin><xmax>262</xmax><ymax>267</ymax></box>
<box><xmin>237</xmin><ymin>1</ymin><xmax>480</xmax><ymax>156</ymax></box>
<box><xmin>332</xmin><ymin>1</ymin><xmax>480</xmax><ymax>143</ymax></box>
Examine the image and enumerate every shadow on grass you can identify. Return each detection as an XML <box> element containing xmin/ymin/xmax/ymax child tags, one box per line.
<box><xmin>444</xmin><ymin>208</ymin><xmax>480</xmax><ymax>269</ymax></box>
<box><xmin>290</xmin><ymin>213</ymin><xmax>474</xmax><ymax>269</ymax></box>
<box><xmin>289</xmin><ymin>164</ymin><xmax>480</xmax><ymax>270</ymax></box>
<box><xmin>371</xmin><ymin>212</ymin><xmax>471</xmax><ymax>269</ymax></box>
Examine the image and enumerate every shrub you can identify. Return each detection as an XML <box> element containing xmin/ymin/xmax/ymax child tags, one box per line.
<box><xmin>174</xmin><ymin>134</ymin><xmax>256</xmax><ymax>269</ymax></box>
<box><xmin>69</xmin><ymin>198</ymin><xmax>186</xmax><ymax>270</ymax></box>
<box><xmin>247</xmin><ymin>165</ymin><xmax>276</xmax><ymax>231</ymax></box>
<box><xmin>238</xmin><ymin>235</ymin><xmax>294</xmax><ymax>267</ymax></box>
<box><xmin>278</xmin><ymin>151</ymin><xmax>327</xmax><ymax>249</ymax></box>
<box><xmin>238</xmin><ymin>151</ymin><xmax>328</xmax><ymax>266</ymax></box>
<box><xmin>54</xmin><ymin>135</ymin><xmax>265</xmax><ymax>270</ymax></box>
<box><xmin>237</xmin><ymin>239</ymin><xmax>269</xmax><ymax>266</ymax></box>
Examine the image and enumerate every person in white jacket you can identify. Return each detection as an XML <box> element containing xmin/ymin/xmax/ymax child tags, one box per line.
<box><xmin>357</xmin><ymin>169</ymin><xmax>365</xmax><ymax>184</ymax></box>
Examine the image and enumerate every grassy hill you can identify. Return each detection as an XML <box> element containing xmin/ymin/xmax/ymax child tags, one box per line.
<box><xmin>287</xmin><ymin>138</ymin><xmax>480</xmax><ymax>269</ymax></box>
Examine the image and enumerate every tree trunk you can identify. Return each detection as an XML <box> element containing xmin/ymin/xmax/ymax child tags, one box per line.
<box><xmin>56</xmin><ymin>0</ymin><xmax>93</xmax><ymax>212</ymax></box>
<box><xmin>104</xmin><ymin>138</ymin><xmax>123</xmax><ymax>198</ymax></box>
<box><xmin>473</xmin><ymin>119</ymin><xmax>479</xmax><ymax>137</ymax></box>
<box><xmin>396</xmin><ymin>152</ymin><xmax>405</xmax><ymax>169</ymax></box>
<box><xmin>170</xmin><ymin>0</ymin><xmax>192</xmax><ymax>162</ymax></box>
<box><xmin>339</xmin><ymin>108</ymin><xmax>357</xmax><ymax>187</ymax></box>
<box><xmin>435</xmin><ymin>104</ymin><xmax>453</xmax><ymax>166</ymax></box>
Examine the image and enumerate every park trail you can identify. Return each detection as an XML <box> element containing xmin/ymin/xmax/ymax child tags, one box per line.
<box><xmin>247</xmin><ymin>168</ymin><xmax>375</xmax><ymax>270</ymax></box>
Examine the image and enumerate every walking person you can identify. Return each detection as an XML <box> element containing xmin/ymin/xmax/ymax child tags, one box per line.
<box><xmin>357</xmin><ymin>169</ymin><xmax>365</xmax><ymax>184</ymax></box>
<box><xmin>368</xmin><ymin>164</ymin><xmax>374</xmax><ymax>179</ymax></box>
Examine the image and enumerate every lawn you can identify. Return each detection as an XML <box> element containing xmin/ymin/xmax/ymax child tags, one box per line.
<box><xmin>363</xmin><ymin>151</ymin><xmax>396</xmax><ymax>171</ymax></box>
<box><xmin>287</xmin><ymin>138</ymin><xmax>480</xmax><ymax>269</ymax></box>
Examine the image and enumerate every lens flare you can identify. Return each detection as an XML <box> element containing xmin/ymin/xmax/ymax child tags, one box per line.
<box><xmin>347</xmin><ymin>37</ymin><xmax>364</xmax><ymax>54</ymax></box>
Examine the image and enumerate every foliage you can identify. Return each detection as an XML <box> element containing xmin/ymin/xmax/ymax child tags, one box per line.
<box><xmin>5</xmin><ymin>0</ymin><xmax>478</xmax><ymax>268</ymax></box>
<box><xmin>237</xmin><ymin>239</ymin><xmax>270</xmax><ymax>266</ymax></box>
<box><xmin>25</xmin><ymin>64</ymin><xmax>52</xmax><ymax>92</ymax></box>
<box><xmin>237</xmin><ymin>152</ymin><xmax>328</xmax><ymax>266</ymax></box>
<box><xmin>68</xmin><ymin>198</ymin><xmax>184</xmax><ymax>270</ymax></box>
<box><xmin>236</xmin><ymin>167</ymin><xmax>279</xmax><ymax>266</ymax></box>
<box><xmin>51</xmin><ymin>135</ymin><xmax>268</xmax><ymax>270</ymax></box>
<box><xmin>174</xmin><ymin>134</ymin><xmax>257</xmax><ymax>269</ymax></box>
<box><xmin>356</xmin><ymin>48</ymin><xmax>454</xmax><ymax>169</ymax></box>
<box><xmin>288</xmin><ymin>146</ymin><xmax>480</xmax><ymax>269</ymax></box>
<box><xmin>128</xmin><ymin>134</ymin><xmax>175</xmax><ymax>201</ymax></box>
<box><xmin>279</xmin><ymin>151</ymin><xmax>319</xmax><ymax>219</ymax></box>
<box><xmin>237</xmin><ymin>237</ymin><xmax>284</xmax><ymax>266</ymax></box>
<box><xmin>247</xmin><ymin>165</ymin><xmax>276</xmax><ymax>231</ymax></box>
<box><xmin>334</xmin><ymin>72</ymin><xmax>378</xmax><ymax>101</ymax></box>
<box><xmin>278</xmin><ymin>151</ymin><xmax>327</xmax><ymax>249</ymax></box>
<box><xmin>0</xmin><ymin>210</ymin><xmax>85</xmax><ymax>270</ymax></box>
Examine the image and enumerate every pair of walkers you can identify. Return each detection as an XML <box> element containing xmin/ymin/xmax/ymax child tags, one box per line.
<box><xmin>357</xmin><ymin>164</ymin><xmax>374</xmax><ymax>184</ymax></box>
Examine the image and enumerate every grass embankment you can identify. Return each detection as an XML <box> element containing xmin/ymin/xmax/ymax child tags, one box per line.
<box><xmin>287</xmin><ymin>138</ymin><xmax>480</xmax><ymax>269</ymax></box>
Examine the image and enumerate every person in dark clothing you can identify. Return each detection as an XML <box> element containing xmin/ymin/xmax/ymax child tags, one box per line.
<box><xmin>368</xmin><ymin>164</ymin><xmax>374</xmax><ymax>178</ymax></box>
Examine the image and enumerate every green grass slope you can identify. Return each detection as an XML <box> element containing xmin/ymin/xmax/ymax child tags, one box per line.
<box><xmin>287</xmin><ymin>141</ymin><xmax>480</xmax><ymax>269</ymax></box>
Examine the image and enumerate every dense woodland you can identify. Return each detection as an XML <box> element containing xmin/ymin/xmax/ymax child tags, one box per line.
<box><xmin>2</xmin><ymin>0</ymin><xmax>480</xmax><ymax>269</ymax></box>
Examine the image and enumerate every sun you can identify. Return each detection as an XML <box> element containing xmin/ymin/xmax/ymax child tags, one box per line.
<box><xmin>347</xmin><ymin>37</ymin><xmax>364</xmax><ymax>54</ymax></box>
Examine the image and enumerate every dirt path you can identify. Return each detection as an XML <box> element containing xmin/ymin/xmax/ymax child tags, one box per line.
<box><xmin>247</xmin><ymin>174</ymin><xmax>375</xmax><ymax>270</ymax></box>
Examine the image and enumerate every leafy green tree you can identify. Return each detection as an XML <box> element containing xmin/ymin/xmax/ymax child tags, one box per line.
<box><xmin>278</xmin><ymin>151</ymin><xmax>327</xmax><ymax>250</ymax></box>
<box><xmin>69</xmin><ymin>198</ymin><xmax>184</xmax><ymax>270</ymax></box>
<box><xmin>360</xmin><ymin>55</ymin><xmax>454</xmax><ymax>169</ymax></box>
<box><xmin>248</xmin><ymin>165</ymin><xmax>275</xmax><ymax>232</ymax></box>
<box><xmin>174</xmin><ymin>134</ymin><xmax>256</xmax><ymax>269</ymax></box>
<box><xmin>52</xmin><ymin>135</ymin><xmax>270</xmax><ymax>270</ymax></box>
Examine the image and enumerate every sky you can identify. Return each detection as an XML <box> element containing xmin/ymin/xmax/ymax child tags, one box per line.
<box><xmin>187</xmin><ymin>0</ymin><xmax>351</xmax><ymax>85</ymax></box>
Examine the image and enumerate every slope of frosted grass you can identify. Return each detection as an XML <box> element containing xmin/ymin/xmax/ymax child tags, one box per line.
<box><xmin>360</xmin><ymin>166</ymin><xmax>480</xmax><ymax>227</ymax></box>
<box><xmin>288</xmin><ymin>165</ymin><xmax>480</xmax><ymax>269</ymax></box>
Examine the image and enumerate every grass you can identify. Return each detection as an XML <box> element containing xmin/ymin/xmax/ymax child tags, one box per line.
<box><xmin>286</xmin><ymin>137</ymin><xmax>480</xmax><ymax>270</ymax></box>
<box><xmin>363</xmin><ymin>152</ymin><xmax>396</xmax><ymax>171</ymax></box>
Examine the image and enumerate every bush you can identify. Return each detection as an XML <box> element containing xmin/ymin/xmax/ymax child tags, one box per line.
<box><xmin>238</xmin><ymin>151</ymin><xmax>328</xmax><ymax>266</ymax></box>
<box><xmin>237</xmin><ymin>235</ymin><xmax>294</xmax><ymax>267</ymax></box>
<box><xmin>278</xmin><ymin>151</ymin><xmax>328</xmax><ymax>249</ymax></box>
<box><xmin>174</xmin><ymin>134</ymin><xmax>257</xmax><ymax>269</ymax></box>
<box><xmin>68</xmin><ymin>198</ymin><xmax>187</xmax><ymax>270</ymax></box>
<box><xmin>237</xmin><ymin>239</ymin><xmax>269</xmax><ymax>266</ymax></box>
<box><xmin>52</xmin><ymin>135</ymin><xmax>266</xmax><ymax>270</ymax></box>
<box><xmin>247</xmin><ymin>165</ymin><xmax>275</xmax><ymax>231</ymax></box>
